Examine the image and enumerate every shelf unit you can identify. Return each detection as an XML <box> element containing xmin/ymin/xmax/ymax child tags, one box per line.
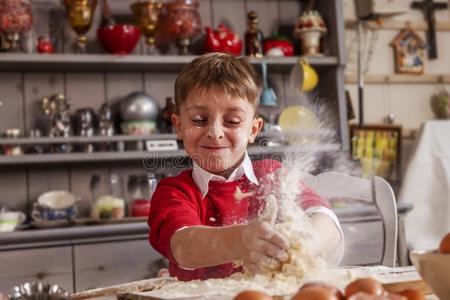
<box><xmin>0</xmin><ymin>0</ymin><xmax>350</xmax><ymax>291</ymax></box>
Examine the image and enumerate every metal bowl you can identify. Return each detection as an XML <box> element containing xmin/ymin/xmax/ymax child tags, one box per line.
<box><xmin>119</xmin><ymin>91</ymin><xmax>159</xmax><ymax>121</ymax></box>
<box><xmin>9</xmin><ymin>282</ymin><xmax>69</xmax><ymax>300</ymax></box>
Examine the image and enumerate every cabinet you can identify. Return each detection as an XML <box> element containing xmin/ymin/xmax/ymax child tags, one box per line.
<box><xmin>0</xmin><ymin>0</ymin><xmax>348</xmax><ymax>290</ymax></box>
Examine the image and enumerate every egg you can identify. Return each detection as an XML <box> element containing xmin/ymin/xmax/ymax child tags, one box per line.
<box><xmin>345</xmin><ymin>278</ymin><xmax>385</xmax><ymax>298</ymax></box>
<box><xmin>298</xmin><ymin>282</ymin><xmax>344</xmax><ymax>299</ymax></box>
<box><xmin>397</xmin><ymin>289</ymin><xmax>425</xmax><ymax>300</ymax></box>
<box><xmin>234</xmin><ymin>290</ymin><xmax>273</xmax><ymax>300</ymax></box>
<box><xmin>439</xmin><ymin>232</ymin><xmax>450</xmax><ymax>253</ymax></box>
<box><xmin>292</xmin><ymin>286</ymin><xmax>340</xmax><ymax>300</ymax></box>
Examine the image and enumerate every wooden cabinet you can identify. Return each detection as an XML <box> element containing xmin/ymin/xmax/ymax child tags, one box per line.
<box><xmin>74</xmin><ymin>239</ymin><xmax>163</xmax><ymax>291</ymax></box>
<box><xmin>0</xmin><ymin>246</ymin><xmax>73</xmax><ymax>293</ymax></box>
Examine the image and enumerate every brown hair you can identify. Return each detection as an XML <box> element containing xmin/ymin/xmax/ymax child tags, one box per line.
<box><xmin>174</xmin><ymin>53</ymin><xmax>262</xmax><ymax>112</ymax></box>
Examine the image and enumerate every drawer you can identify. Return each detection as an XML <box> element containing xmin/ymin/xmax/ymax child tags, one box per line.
<box><xmin>0</xmin><ymin>246</ymin><xmax>73</xmax><ymax>293</ymax></box>
<box><xmin>74</xmin><ymin>239</ymin><xmax>163</xmax><ymax>291</ymax></box>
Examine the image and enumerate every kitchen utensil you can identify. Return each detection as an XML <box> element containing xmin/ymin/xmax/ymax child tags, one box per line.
<box><xmin>9</xmin><ymin>282</ymin><xmax>69</xmax><ymax>300</ymax></box>
<box><xmin>120</xmin><ymin>91</ymin><xmax>159</xmax><ymax>121</ymax></box>
<box><xmin>97</xmin><ymin>24</ymin><xmax>141</xmax><ymax>55</ymax></box>
<box><xmin>32</xmin><ymin>191</ymin><xmax>78</xmax><ymax>221</ymax></box>
<box><xmin>410</xmin><ymin>250</ymin><xmax>450</xmax><ymax>299</ymax></box>
<box><xmin>0</xmin><ymin>210</ymin><xmax>25</xmax><ymax>232</ymax></box>
<box><xmin>299</xmin><ymin>58</ymin><xmax>318</xmax><ymax>92</ymax></box>
<box><xmin>260</xmin><ymin>61</ymin><xmax>277</xmax><ymax>107</ymax></box>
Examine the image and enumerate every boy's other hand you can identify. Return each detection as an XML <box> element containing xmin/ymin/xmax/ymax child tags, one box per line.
<box><xmin>239</xmin><ymin>219</ymin><xmax>289</xmax><ymax>274</ymax></box>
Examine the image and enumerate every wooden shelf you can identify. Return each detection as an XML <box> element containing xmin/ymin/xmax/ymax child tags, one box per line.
<box><xmin>0</xmin><ymin>145</ymin><xmax>286</xmax><ymax>165</ymax></box>
<box><xmin>345</xmin><ymin>74</ymin><xmax>450</xmax><ymax>84</ymax></box>
<box><xmin>345</xmin><ymin>19</ymin><xmax>450</xmax><ymax>31</ymax></box>
<box><xmin>0</xmin><ymin>54</ymin><xmax>340</xmax><ymax>73</ymax></box>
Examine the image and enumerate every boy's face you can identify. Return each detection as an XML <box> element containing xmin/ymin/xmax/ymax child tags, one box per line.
<box><xmin>172</xmin><ymin>86</ymin><xmax>263</xmax><ymax>178</ymax></box>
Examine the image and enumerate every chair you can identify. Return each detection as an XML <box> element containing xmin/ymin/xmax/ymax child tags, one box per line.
<box><xmin>314</xmin><ymin>171</ymin><xmax>398</xmax><ymax>267</ymax></box>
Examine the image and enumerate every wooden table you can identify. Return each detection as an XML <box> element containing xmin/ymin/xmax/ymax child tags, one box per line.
<box><xmin>70</xmin><ymin>266</ymin><xmax>434</xmax><ymax>300</ymax></box>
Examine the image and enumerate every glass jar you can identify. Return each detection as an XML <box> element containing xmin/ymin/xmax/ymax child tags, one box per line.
<box><xmin>128</xmin><ymin>173</ymin><xmax>157</xmax><ymax>217</ymax></box>
<box><xmin>157</xmin><ymin>0</ymin><xmax>201</xmax><ymax>54</ymax></box>
<box><xmin>90</xmin><ymin>173</ymin><xmax>126</xmax><ymax>219</ymax></box>
<box><xmin>0</xmin><ymin>0</ymin><xmax>33</xmax><ymax>52</ymax></box>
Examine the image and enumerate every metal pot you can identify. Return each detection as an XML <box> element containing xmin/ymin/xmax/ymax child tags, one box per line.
<box><xmin>120</xmin><ymin>91</ymin><xmax>159</xmax><ymax>121</ymax></box>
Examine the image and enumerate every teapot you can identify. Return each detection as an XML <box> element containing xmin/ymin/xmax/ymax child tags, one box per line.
<box><xmin>203</xmin><ymin>24</ymin><xmax>242</xmax><ymax>56</ymax></box>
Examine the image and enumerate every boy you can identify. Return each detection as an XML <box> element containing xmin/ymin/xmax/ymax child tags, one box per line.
<box><xmin>148</xmin><ymin>53</ymin><xmax>343</xmax><ymax>281</ymax></box>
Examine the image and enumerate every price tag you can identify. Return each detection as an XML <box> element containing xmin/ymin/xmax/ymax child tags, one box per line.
<box><xmin>145</xmin><ymin>140</ymin><xmax>178</xmax><ymax>151</ymax></box>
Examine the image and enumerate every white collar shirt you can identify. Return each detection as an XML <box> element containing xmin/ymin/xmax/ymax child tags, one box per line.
<box><xmin>192</xmin><ymin>151</ymin><xmax>259</xmax><ymax>198</ymax></box>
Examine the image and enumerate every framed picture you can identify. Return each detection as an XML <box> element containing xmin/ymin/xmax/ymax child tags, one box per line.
<box><xmin>349</xmin><ymin>124</ymin><xmax>402</xmax><ymax>182</ymax></box>
<box><xmin>391</xmin><ymin>28</ymin><xmax>426</xmax><ymax>74</ymax></box>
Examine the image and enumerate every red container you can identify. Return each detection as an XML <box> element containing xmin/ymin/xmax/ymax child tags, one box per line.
<box><xmin>97</xmin><ymin>24</ymin><xmax>141</xmax><ymax>55</ymax></box>
<box><xmin>131</xmin><ymin>199</ymin><xmax>151</xmax><ymax>217</ymax></box>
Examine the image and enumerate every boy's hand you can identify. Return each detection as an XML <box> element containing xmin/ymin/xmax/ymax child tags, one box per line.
<box><xmin>238</xmin><ymin>219</ymin><xmax>289</xmax><ymax>274</ymax></box>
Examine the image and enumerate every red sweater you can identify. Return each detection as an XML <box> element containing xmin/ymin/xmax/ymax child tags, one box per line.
<box><xmin>147</xmin><ymin>159</ymin><xmax>329</xmax><ymax>281</ymax></box>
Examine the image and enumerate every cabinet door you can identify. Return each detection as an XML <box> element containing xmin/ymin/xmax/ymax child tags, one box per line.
<box><xmin>340</xmin><ymin>221</ymin><xmax>383</xmax><ymax>266</ymax></box>
<box><xmin>0</xmin><ymin>247</ymin><xmax>73</xmax><ymax>293</ymax></box>
<box><xmin>74</xmin><ymin>239</ymin><xmax>163</xmax><ymax>292</ymax></box>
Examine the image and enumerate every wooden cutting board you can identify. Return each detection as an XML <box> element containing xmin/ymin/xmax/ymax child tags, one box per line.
<box><xmin>70</xmin><ymin>266</ymin><xmax>432</xmax><ymax>300</ymax></box>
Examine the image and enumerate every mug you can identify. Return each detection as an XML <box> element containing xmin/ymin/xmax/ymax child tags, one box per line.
<box><xmin>0</xmin><ymin>211</ymin><xmax>26</xmax><ymax>232</ymax></box>
<box><xmin>32</xmin><ymin>191</ymin><xmax>78</xmax><ymax>221</ymax></box>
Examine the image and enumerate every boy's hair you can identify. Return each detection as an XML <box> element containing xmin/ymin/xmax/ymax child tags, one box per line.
<box><xmin>174</xmin><ymin>53</ymin><xmax>262</xmax><ymax>113</ymax></box>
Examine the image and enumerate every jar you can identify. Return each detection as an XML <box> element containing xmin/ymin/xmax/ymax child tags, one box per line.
<box><xmin>157</xmin><ymin>0</ymin><xmax>201</xmax><ymax>54</ymax></box>
<box><xmin>0</xmin><ymin>0</ymin><xmax>33</xmax><ymax>52</ymax></box>
<box><xmin>90</xmin><ymin>173</ymin><xmax>125</xmax><ymax>219</ymax></box>
<box><xmin>129</xmin><ymin>173</ymin><xmax>157</xmax><ymax>217</ymax></box>
<box><xmin>3</xmin><ymin>128</ymin><xmax>22</xmax><ymax>156</ymax></box>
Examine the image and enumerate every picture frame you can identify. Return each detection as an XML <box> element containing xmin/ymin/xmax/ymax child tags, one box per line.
<box><xmin>349</xmin><ymin>124</ymin><xmax>402</xmax><ymax>183</ymax></box>
<box><xmin>391</xmin><ymin>28</ymin><xmax>426</xmax><ymax>75</ymax></box>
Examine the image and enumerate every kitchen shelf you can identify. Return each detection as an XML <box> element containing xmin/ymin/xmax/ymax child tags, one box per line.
<box><xmin>0</xmin><ymin>142</ymin><xmax>341</xmax><ymax>165</ymax></box>
<box><xmin>0</xmin><ymin>53</ymin><xmax>340</xmax><ymax>73</ymax></box>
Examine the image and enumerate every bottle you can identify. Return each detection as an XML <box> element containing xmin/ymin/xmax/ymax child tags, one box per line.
<box><xmin>244</xmin><ymin>11</ymin><xmax>264</xmax><ymax>57</ymax></box>
<box><xmin>100</xmin><ymin>0</ymin><xmax>115</xmax><ymax>27</ymax></box>
<box><xmin>158</xmin><ymin>97</ymin><xmax>176</xmax><ymax>133</ymax></box>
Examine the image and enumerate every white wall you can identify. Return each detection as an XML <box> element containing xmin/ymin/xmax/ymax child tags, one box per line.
<box><xmin>343</xmin><ymin>0</ymin><xmax>450</xmax><ymax>130</ymax></box>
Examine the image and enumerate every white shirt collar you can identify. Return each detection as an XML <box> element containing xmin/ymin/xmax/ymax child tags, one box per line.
<box><xmin>192</xmin><ymin>151</ymin><xmax>259</xmax><ymax>198</ymax></box>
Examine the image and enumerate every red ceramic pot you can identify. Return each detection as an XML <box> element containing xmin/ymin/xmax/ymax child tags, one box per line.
<box><xmin>131</xmin><ymin>199</ymin><xmax>151</xmax><ymax>217</ymax></box>
<box><xmin>97</xmin><ymin>24</ymin><xmax>141</xmax><ymax>55</ymax></box>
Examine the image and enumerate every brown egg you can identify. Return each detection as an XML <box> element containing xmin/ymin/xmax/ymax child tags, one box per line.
<box><xmin>439</xmin><ymin>232</ymin><xmax>450</xmax><ymax>253</ymax></box>
<box><xmin>291</xmin><ymin>286</ymin><xmax>340</xmax><ymax>300</ymax></box>
<box><xmin>299</xmin><ymin>282</ymin><xmax>344</xmax><ymax>299</ymax></box>
<box><xmin>234</xmin><ymin>290</ymin><xmax>273</xmax><ymax>300</ymax></box>
<box><xmin>345</xmin><ymin>278</ymin><xmax>385</xmax><ymax>298</ymax></box>
<box><xmin>397</xmin><ymin>289</ymin><xmax>425</xmax><ymax>300</ymax></box>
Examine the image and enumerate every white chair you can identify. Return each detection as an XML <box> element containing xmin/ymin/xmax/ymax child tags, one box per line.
<box><xmin>315</xmin><ymin>171</ymin><xmax>398</xmax><ymax>267</ymax></box>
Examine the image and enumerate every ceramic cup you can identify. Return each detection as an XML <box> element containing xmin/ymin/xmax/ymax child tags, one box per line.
<box><xmin>32</xmin><ymin>191</ymin><xmax>78</xmax><ymax>221</ymax></box>
<box><xmin>0</xmin><ymin>211</ymin><xmax>26</xmax><ymax>232</ymax></box>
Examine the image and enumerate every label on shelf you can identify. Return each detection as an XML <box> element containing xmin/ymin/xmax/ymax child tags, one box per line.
<box><xmin>145</xmin><ymin>140</ymin><xmax>178</xmax><ymax>151</ymax></box>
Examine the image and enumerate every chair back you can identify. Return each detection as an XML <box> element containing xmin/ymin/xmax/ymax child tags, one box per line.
<box><xmin>315</xmin><ymin>172</ymin><xmax>398</xmax><ymax>267</ymax></box>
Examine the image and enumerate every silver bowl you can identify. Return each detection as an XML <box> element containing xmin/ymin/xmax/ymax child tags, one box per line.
<box><xmin>120</xmin><ymin>91</ymin><xmax>159</xmax><ymax>121</ymax></box>
<box><xmin>9</xmin><ymin>282</ymin><xmax>69</xmax><ymax>300</ymax></box>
